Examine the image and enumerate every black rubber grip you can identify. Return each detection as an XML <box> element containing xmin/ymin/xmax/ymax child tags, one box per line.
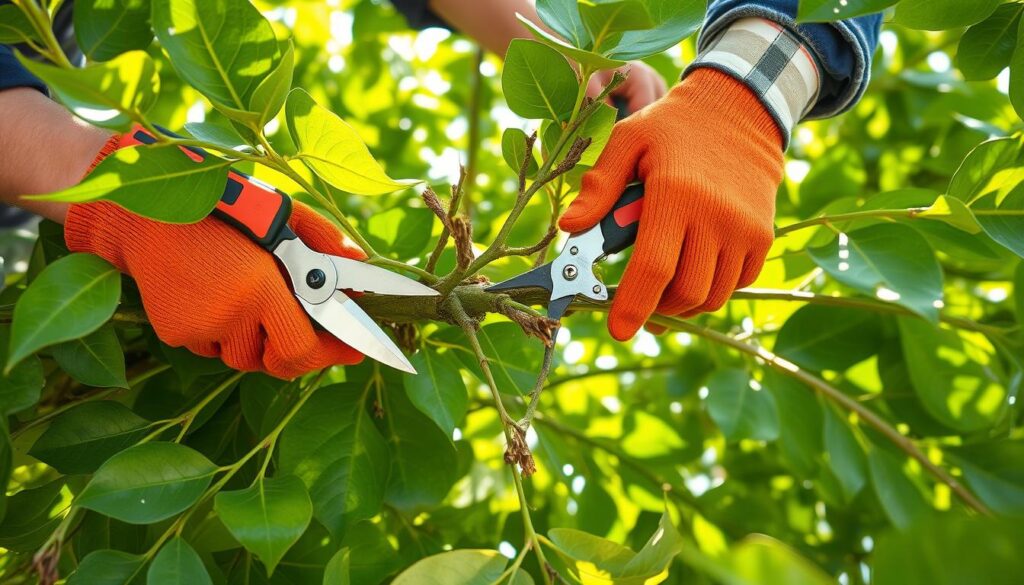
<box><xmin>597</xmin><ymin>182</ymin><xmax>644</xmax><ymax>256</ymax></box>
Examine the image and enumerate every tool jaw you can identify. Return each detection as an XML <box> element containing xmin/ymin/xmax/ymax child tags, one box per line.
<box><xmin>273</xmin><ymin>238</ymin><xmax>338</xmax><ymax>305</ymax></box>
<box><xmin>550</xmin><ymin>226</ymin><xmax>610</xmax><ymax>305</ymax></box>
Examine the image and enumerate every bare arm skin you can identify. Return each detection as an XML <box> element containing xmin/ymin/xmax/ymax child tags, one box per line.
<box><xmin>0</xmin><ymin>87</ymin><xmax>110</xmax><ymax>224</ymax></box>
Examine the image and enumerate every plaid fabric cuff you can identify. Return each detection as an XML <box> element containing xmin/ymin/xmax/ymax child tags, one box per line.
<box><xmin>684</xmin><ymin>18</ymin><xmax>821</xmax><ymax>149</ymax></box>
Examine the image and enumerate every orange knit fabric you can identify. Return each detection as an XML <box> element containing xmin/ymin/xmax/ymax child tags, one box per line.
<box><xmin>559</xmin><ymin>68</ymin><xmax>784</xmax><ymax>340</ymax></box>
<box><xmin>65</xmin><ymin>136</ymin><xmax>366</xmax><ymax>379</ymax></box>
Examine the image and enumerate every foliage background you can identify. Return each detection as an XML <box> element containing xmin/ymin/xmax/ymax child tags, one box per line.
<box><xmin>1</xmin><ymin>0</ymin><xmax>1023</xmax><ymax>583</ymax></box>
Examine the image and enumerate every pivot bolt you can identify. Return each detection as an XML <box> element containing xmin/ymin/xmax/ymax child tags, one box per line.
<box><xmin>562</xmin><ymin>264</ymin><xmax>578</xmax><ymax>281</ymax></box>
<box><xmin>306</xmin><ymin>268</ymin><xmax>327</xmax><ymax>289</ymax></box>
<box><xmin>593</xmin><ymin>285</ymin><xmax>602</xmax><ymax>294</ymax></box>
<box><xmin>569</xmin><ymin>246</ymin><xmax>579</xmax><ymax>255</ymax></box>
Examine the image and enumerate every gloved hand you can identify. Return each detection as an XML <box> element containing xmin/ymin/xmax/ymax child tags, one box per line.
<box><xmin>559</xmin><ymin>68</ymin><xmax>784</xmax><ymax>340</ymax></box>
<box><xmin>64</xmin><ymin>135</ymin><xmax>365</xmax><ymax>379</ymax></box>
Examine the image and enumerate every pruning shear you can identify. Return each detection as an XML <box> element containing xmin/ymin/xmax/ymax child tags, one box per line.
<box><xmin>486</xmin><ymin>183</ymin><xmax>644</xmax><ymax>320</ymax></box>
<box><xmin>123</xmin><ymin>128</ymin><xmax>439</xmax><ymax>374</ymax></box>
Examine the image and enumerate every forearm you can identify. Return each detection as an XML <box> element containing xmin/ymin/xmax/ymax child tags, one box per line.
<box><xmin>427</xmin><ymin>0</ymin><xmax>542</xmax><ymax>57</ymax></box>
<box><xmin>0</xmin><ymin>88</ymin><xmax>109</xmax><ymax>223</ymax></box>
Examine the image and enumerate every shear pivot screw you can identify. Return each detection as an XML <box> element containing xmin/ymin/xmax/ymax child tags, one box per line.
<box><xmin>306</xmin><ymin>269</ymin><xmax>327</xmax><ymax>289</ymax></box>
<box><xmin>593</xmin><ymin>285</ymin><xmax>602</xmax><ymax>294</ymax></box>
<box><xmin>569</xmin><ymin>246</ymin><xmax>578</xmax><ymax>255</ymax></box>
<box><xmin>563</xmin><ymin>265</ymin><xmax>578</xmax><ymax>281</ymax></box>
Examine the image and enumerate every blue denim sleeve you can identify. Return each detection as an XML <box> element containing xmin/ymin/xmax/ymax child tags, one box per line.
<box><xmin>0</xmin><ymin>45</ymin><xmax>47</xmax><ymax>94</ymax></box>
<box><xmin>704</xmin><ymin>0</ymin><xmax>881</xmax><ymax>118</ymax></box>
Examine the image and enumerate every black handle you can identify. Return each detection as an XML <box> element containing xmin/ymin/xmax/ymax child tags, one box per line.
<box><xmin>124</xmin><ymin>125</ymin><xmax>296</xmax><ymax>251</ymax></box>
<box><xmin>597</xmin><ymin>182</ymin><xmax>644</xmax><ymax>256</ymax></box>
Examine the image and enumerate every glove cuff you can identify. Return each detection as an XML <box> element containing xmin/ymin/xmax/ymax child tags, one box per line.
<box><xmin>675</xmin><ymin>68</ymin><xmax>786</xmax><ymax>153</ymax></box>
<box><xmin>683</xmin><ymin>17</ymin><xmax>821</xmax><ymax>150</ymax></box>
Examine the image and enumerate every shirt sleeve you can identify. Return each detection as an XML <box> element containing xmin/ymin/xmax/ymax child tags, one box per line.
<box><xmin>0</xmin><ymin>45</ymin><xmax>47</xmax><ymax>94</ymax></box>
<box><xmin>388</xmin><ymin>0</ymin><xmax>449</xmax><ymax>30</ymax></box>
<box><xmin>701</xmin><ymin>0</ymin><xmax>882</xmax><ymax>119</ymax></box>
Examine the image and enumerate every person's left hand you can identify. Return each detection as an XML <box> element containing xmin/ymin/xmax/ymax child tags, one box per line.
<box><xmin>587</xmin><ymin>61</ymin><xmax>668</xmax><ymax>114</ymax></box>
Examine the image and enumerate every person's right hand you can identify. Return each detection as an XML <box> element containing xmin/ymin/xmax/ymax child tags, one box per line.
<box><xmin>64</xmin><ymin>138</ymin><xmax>366</xmax><ymax>379</ymax></box>
<box><xmin>586</xmin><ymin>61</ymin><xmax>668</xmax><ymax>115</ymax></box>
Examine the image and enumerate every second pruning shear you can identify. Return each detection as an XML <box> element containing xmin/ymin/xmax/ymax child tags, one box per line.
<box><xmin>486</xmin><ymin>183</ymin><xmax>644</xmax><ymax>320</ymax></box>
<box><xmin>124</xmin><ymin>128</ymin><xmax>439</xmax><ymax>374</ymax></box>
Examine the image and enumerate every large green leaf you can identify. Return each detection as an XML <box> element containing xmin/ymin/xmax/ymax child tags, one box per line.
<box><xmin>74</xmin><ymin>0</ymin><xmax>153</xmax><ymax>62</ymax></box>
<box><xmin>895</xmin><ymin>0</ymin><xmax>1002</xmax><ymax>30</ymax></box>
<box><xmin>151</xmin><ymin>0</ymin><xmax>279</xmax><ymax>119</ymax></box>
<box><xmin>0</xmin><ymin>325</ymin><xmax>44</xmax><ymax>416</ymax></box>
<box><xmin>323</xmin><ymin>548</ymin><xmax>351</xmax><ymax>585</ymax></box>
<box><xmin>536</xmin><ymin>0</ymin><xmax>590</xmax><ymax>48</ymax></box>
<box><xmin>433</xmin><ymin>323</ymin><xmax>543</xmax><ymax>395</ymax></box>
<box><xmin>77</xmin><ymin>442</ymin><xmax>217</xmax><ymax>524</ymax></box>
<box><xmin>67</xmin><ymin>550</ymin><xmax>146</xmax><ymax>585</ymax></box>
<box><xmin>391</xmin><ymin>549</ymin><xmax>508</xmax><ymax>585</ymax></box>
<box><xmin>898</xmin><ymin>317</ymin><xmax>1007</xmax><ymax>433</ymax></box>
<box><xmin>578</xmin><ymin>0</ymin><xmax>654</xmax><ymax>46</ymax></box>
<box><xmin>148</xmin><ymin>537</ymin><xmax>212</xmax><ymax>585</ymax></box>
<box><xmin>867</xmin><ymin>448</ymin><xmax>930</xmax><ymax>530</ymax></box>
<box><xmin>774</xmin><ymin>305</ymin><xmax>884</xmax><ymax>371</ymax></box>
<box><xmin>214</xmin><ymin>476</ymin><xmax>312</xmax><ymax>575</ymax></box>
<box><xmin>286</xmin><ymin>88</ymin><xmax>417</xmax><ymax>195</ymax></box>
<box><xmin>31</xmin><ymin>144</ymin><xmax>231</xmax><ymax>223</ymax></box>
<box><xmin>808</xmin><ymin>224</ymin><xmax>944</xmax><ymax>322</ymax></box>
<box><xmin>29</xmin><ymin>401</ymin><xmax>149</xmax><ymax>474</ymax></box>
<box><xmin>948</xmin><ymin>137</ymin><xmax>1024</xmax><ymax>257</ymax></box>
<box><xmin>7</xmin><ymin>254</ymin><xmax>121</xmax><ymax>372</ymax></box>
<box><xmin>278</xmin><ymin>381</ymin><xmax>389</xmax><ymax>538</ymax></box>
<box><xmin>365</xmin><ymin>207</ymin><xmax>435</xmax><ymax>259</ymax></box>
<box><xmin>948</xmin><ymin>440</ymin><xmax>1024</xmax><ymax>516</ymax></box>
<box><xmin>873</xmin><ymin>515</ymin><xmax>1024</xmax><ymax>585</ymax></box>
<box><xmin>17</xmin><ymin>50</ymin><xmax>158</xmax><ymax>129</ymax></box>
<box><xmin>822</xmin><ymin>406</ymin><xmax>867</xmax><ymax>502</ymax></box>
<box><xmin>52</xmin><ymin>323</ymin><xmax>127</xmax><ymax>388</ymax></box>
<box><xmin>0</xmin><ymin>5</ymin><xmax>41</xmax><ymax>44</ymax></box>
<box><xmin>765</xmin><ymin>371</ymin><xmax>823</xmax><ymax>477</ymax></box>
<box><xmin>798</xmin><ymin>0</ymin><xmax>899</xmax><ymax>23</ymax></box>
<box><xmin>605</xmin><ymin>0</ymin><xmax>704</xmax><ymax>61</ymax></box>
<box><xmin>249</xmin><ymin>40</ymin><xmax>295</xmax><ymax>127</ymax></box>
<box><xmin>378</xmin><ymin>377</ymin><xmax>459</xmax><ymax>509</ymax></box>
<box><xmin>706</xmin><ymin>369</ymin><xmax>779</xmax><ymax>442</ymax></box>
<box><xmin>501</xmin><ymin>128</ymin><xmax>540</xmax><ymax>178</ymax></box>
<box><xmin>956</xmin><ymin>4</ymin><xmax>1022</xmax><ymax>81</ymax></box>
<box><xmin>402</xmin><ymin>350</ymin><xmax>467</xmax><ymax>438</ymax></box>
<box><xmin>0</xmin><ymin>478</ymin><xmax>64</xmax><ymax>552</ymax></box>
<box><xmin>517</xmin><ymin>16</ymin><xmax>626</xmax><ymax>69</ymax></box>
<box><xmin>501</xmin><ymin>39</ymin><xmax>579</xmax><ymax>121</ymax></box>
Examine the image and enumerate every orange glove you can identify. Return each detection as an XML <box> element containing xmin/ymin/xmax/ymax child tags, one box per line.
<box><xmin>64</xmin><ymin>135</ymin><xmax>365</xmax><ymax>379</ymax></box>
<box><xmin>560</xmin><ymin>69</ymin><xmax>783</xmax><ymax>340</ymax></box>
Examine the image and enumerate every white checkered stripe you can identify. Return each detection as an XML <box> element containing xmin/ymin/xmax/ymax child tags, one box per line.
<box><xmin>686</xmin><ymin>18</ymin><xmax>821</xmax><ymax>148</ymax></box>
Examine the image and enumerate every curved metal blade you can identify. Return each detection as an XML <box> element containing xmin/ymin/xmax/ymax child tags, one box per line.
<box><xmin>298</xmin><ymin>292</ymin><xmax>416</xmax><ymax>374</ymax></box>
<box><xmin>330</xmin><ymin>256</ymin><xmax>439</xmax><ymax>297</ymax></box>
<box><xmin>485</xmin><ymin>262</ymin><xmax>554</xmax><ymax>294</ymax></box>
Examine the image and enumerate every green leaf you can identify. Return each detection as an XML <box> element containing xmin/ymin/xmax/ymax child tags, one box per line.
<box><xmin>948</xmin><ymin>440</ymin><xmax>1024</xmax><ymax>516</ymax></box>
<box><xmin>379</xmin><ymin>375</ymin><xmax>459</xmax><ymax>509</ymax></box>
<box><xmin>0</xmin><ymin>5</ymin><xmax>41</xmax><ymax>44</ymax></box>
<box><xmin>808</xmin><ymin>224</ymin><xmax>944</xmax><ymax>322</ymax></box>
<box><xmin>52</xmin><ymin>324</ymin><xmax>128</xmax><ymax>388</ymax></box>
<box><xmin>501</xmin><ymin>39</ymin><xmax>579</xmax><ymax>121</ymax></box>
<box><xmin>29</xmin><ymin>401</ymin><xmax>149</xmax><ymax>474</ymax></box>
<box><xmin>956</xmin><ymin>3</ymin><xmax>1023</xmax><ymax>81</ymax></box>
<box><xmin>918</xmin><ymin>195</ymin><xmax>983</xmax><ymax>233</ymax></box>
<box><xmin>214</xmin><ymin>476</ymin><xmax>312</xmax><ymax>576</ymax></box>
<box><xmin>873</xmin><ymin>515</ymin><xmax>1024</xmax><ymax>585</ymax></box>
<box><xmin>183</xmin><ymin>122</ymin><xmax>253</xmax><ymax>152</ymax></box>
<box><xmin>148</xmin><ymin>537</ymin><xmax>212</xmax><ymax>585</ymax></box>
<box><xmin>365</xmin><ymin>207</ymin><xmax>434</xmax><ymax>259</ymax></box>
<box><xmin>74</xmin><ymin>0</ymin><xmax>153</xmax><ymax>62</ymax></box>
<box><xmin>323</xmin><ymin>548</ymin><xmax>351</xmax><ymax>585</ymax></box>
<box><xmin>774</xmin><ymin>305</ymin><xmax>884</xmax><ymax>372</ymax></box>
<box><xmin>31</xmin><ymin>144</ymin><xmax>231</xmax><ymax>223</ymax></box>
<box><xmin>286</xmin><ymin>88</ymin><xmax>417</xmax><ymax>195</ymax></box>
<box><xmin>16</xmin><ymin>50</ymin><xmax>159</xmax><ymax>129</ymax></box>
<box><xmin>577</xmin><ymin>102</ymin><xmax>616</xmax><ymax>167</ymax></box>
<box><xmin>605</xmin><ymin>0</ymin><xmax>704</xmax><ymax>61</ymax></box>
<box><xmin>895</xmin><ymin>0</ymin><xmax>1002</xmax><ymax>30</ymax></box>
<box><xmin>948</xmin><ymin>137</ymin><xmax>1024</xmax><ymax>258</ymax></box>
<box><xmin>728</xmin><ymin>535</ymin><xmax>835</xmax><ymax>585</ymax></box>
<box><xmin>0</xmin><ymin>419</ymin><xmax>9</xmax><ymax>524</ymax></box>
<box><xmin>898</xmin><ymin>317</ymin><xmax>1007</xmax><ymax>433</ymax></box>
<box><xmin>391</xmin><ymin>549</ymin><xmax>508</xmax><ymax>585</ymax></box>
<box><xmin>706</xmin><ymin>369</ymin><xmax>779</xmax><ymax>442</ymax></box>
<box><xmin>151</xmin><ymin>0</ymin><xmax>279</xmax><ymax>118</ymax></box>
<box><xmin>278</xmin><ymin>381</ymin><xmax>389</xmax><ymax>538</ymax></box>
<box><xmin>536</xmin><ymin>0</ymin><xmax>590</xmax><ymax>48</ymax></box>
<box><xmin>0</xmin><ymin>325</ymin><xmax>44</xmax><ymax>416</ymax></box>
<box><xmin>7</xmin><ymin>254</ymin><xmax>121</xmax><ymax>372</ymax></box>
<box><xmin>970</xmin><ymin>184</ymin><xmax>1024</xmax><ymax>258</ymax></box>
<box><xmin>517</xmin><ymin>16</ymin><xmax>626</xmax><ymax>69</ymax></box>
<box><xmin>578</xmin><ymin>0</ymin><xmax>654</xmax><ymax>44</ymax></box>
<box><xmin>434</xmin><ymin>323</ymin><xmax>542</xmax><ymax>395</ymax></box>
<box><xmin>822</xmin><ymin>406</ymin><xmax>867</xmax><ymax>502</ymax></box>
<box><xmin>67</xmin><ymin>550</ymin><xmax>145</xmax><ymax>585</ymax></box>
<box><xmin>797</xmin><ymin>0</ymin><xmax>899</xmax><ymax>23</ymax></box>
<box><xmin>249</xmin><ymin>40</ymin><xmax>295</xmax><ymax>127</ymax></box>
<box><xmin>765</xmin><ymin>371</ymin><xmax>823</xmax><ymax>477</ymax></box>
<box><xmin>0</xmin><ymin>478</ymin><xmax>63</xmax><ymax>552</ymax></box>
<box><xmin>501</xmin><ymin>128</ymin><xmax>539</xmax><ymax>178</ymax></box>
<box><xmin>403</xmin><ymin>350</ymin><xmax>467</xmax><ymax>438</ymax></box>
<box><xmin>77</xmin><ymin>442</ymin><xmax>217</xmax><ymax>524</ymax></box>
<box><xmin>867</xmin><ymin>448</ymin><xmax>930</xmax><ymax>530</ymax></box>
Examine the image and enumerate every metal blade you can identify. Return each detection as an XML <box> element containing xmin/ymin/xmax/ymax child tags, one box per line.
<box><xmin>298</xmin><ymin>292</ymin><xmax>416</xmax><ymax>374</ymax></box>
<box><xmin>330</xmin><ymin>256</ymin><xmax>440</xmax><ymax>297</ymax></box>
<box><xmin>546</xmin><ymin>296</ymin><xmax>574</xmax><ymax>321</ymax></box>
<box><xmin>485</xmin><ymin>262</ymin><xmax>554</xmax><ymax>294</ymax></box>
